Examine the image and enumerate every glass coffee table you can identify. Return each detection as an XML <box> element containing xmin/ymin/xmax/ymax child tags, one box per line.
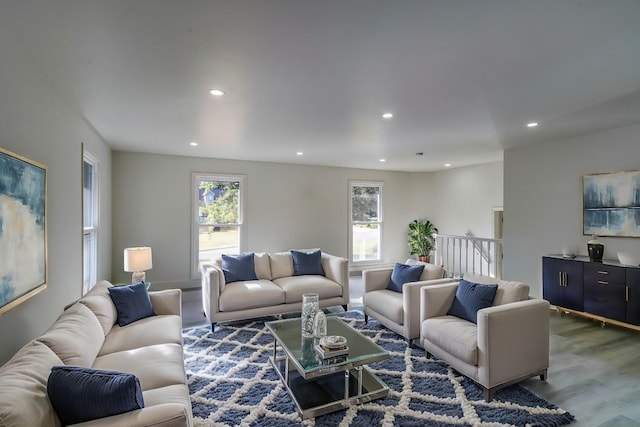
<box><xmin>265</xmin><ymin>316</ymin><xmax>389</xmax><ymax>419</ymax></box>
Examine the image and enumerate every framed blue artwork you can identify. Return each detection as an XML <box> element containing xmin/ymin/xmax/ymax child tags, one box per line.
<box><xmin>0</xmin><ymin>147</ymin><xmax>48</xmax><ymax>315</ymax></box>
<box><xmin>583</xmin><ymin>170</ymin><xmax>640</xmax><ymax>237</ymax></box>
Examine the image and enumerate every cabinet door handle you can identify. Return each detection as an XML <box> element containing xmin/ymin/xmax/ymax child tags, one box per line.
<box><xmin>598</xmin><ymin>280</ymin><xmax>608</xmax><ymax>285</ymax></box>
<box><xmin>563</xmin><ymin>272</ymin><xmax>568</xmax><ymax>287</ymax></box>
<box><xmin>626</xmin><ymin>286</ymin><xmax>630</xmax><ymax>302</ymax></box>
<box><xmin>559</xmin><ymin>272</ymin><xmax>563</xmax><ymax>287</ymax></box>
<box><xmin>598</xmin><ymin>271</ymin><xmax>609</xmax><ymax>275</ymax></box>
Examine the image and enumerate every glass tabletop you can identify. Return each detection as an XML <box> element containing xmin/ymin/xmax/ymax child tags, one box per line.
<box><xmin>265</xmin><ymin>317</ymin><xmax>389</xmax><ymax>376</ymax></box>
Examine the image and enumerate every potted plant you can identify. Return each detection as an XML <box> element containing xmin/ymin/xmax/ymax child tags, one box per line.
<box><xmin>408</xmin><ymin>219</ymin><xmax>438</xmax><ymax>263</ymax></box>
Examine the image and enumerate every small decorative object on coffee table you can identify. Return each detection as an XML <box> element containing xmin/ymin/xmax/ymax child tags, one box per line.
<box><xmin>313</xmin><ymin>310</ymin><xmax>327</xmax><ymax>339</ymax></box>
<box><xmin>301</xmin><ymin>293</ymin><xmax>319</xmax><ymax>338</ymax></box>
<box><xmin>315</xmin><ymin>335</ymin><xmax>348</xmax><ymax>359</ymax></box>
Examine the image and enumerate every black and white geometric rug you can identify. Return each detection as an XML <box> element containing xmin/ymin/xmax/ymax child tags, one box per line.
<box><xmin>183</xmin><ymin>311</ymin><xmax>574</xmax><ymax>426</ymax></box>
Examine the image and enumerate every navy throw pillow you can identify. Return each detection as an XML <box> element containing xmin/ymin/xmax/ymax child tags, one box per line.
<box><xmin>447</xmin><ymin>279</ymin><xmax>498</xmax><ymax>323</ymax></box>
<box><xmin>222</xmin><ymin>252</ymin><xmax>258</xmax><ymax>283</ymax></box>
<box><xmin>291</xmin><ymin>249</ymin><xmax>325</xmax><ymax>276</ymax></box>
<box><xmin>108</xmin><ymin>281</ymin><xmax>155</xmax><ymax>326</ymax></box>
<box><xmin>47</xmin><ymin>366</ymin><xmax>144</xmax><ymax>426</ymax></box>
<box><xmin>386</xmin><ymin>263</ymin><xmax>425</xmax><ymax>293</ymax></box>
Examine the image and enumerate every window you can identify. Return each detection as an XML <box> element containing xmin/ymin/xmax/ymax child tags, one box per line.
<box><xmin>191</xmin><ymin>173</ymin><xmax>246</xmax><ymax>277</ymax></box>
<box><xmin>82</xmin><ymin>148</ymin><xmax>98</xmax><ymax>294</ymax></box>
<box><xmin>350</xmin><ymin>181</ymin><xmax>383</xmax><ymax>263</ymax></box>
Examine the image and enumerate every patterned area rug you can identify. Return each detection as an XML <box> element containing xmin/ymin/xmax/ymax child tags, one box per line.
<box><xmin>183</xmin><ymin>311</ymin><xmax>574</xmax><ymax>426</ymax></box>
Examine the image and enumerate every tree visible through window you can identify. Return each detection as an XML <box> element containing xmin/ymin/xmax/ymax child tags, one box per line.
<box><xmin>350</xmin><ymin>182</ymin><xmax>382</xmax><ymax>262</ymax></box>
<box><xmin>192</xmin><ymin>174</ymin><xmax>245</xmax><ymax>277</ymax></box>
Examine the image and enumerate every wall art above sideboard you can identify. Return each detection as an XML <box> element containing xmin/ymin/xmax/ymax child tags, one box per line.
<box><xmin>583</xmin><ymin>170</ymin><xmax>640</xmax><ymax>237</ymax></box>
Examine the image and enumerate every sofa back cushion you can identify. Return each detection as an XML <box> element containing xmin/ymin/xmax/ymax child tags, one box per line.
<box><xmin>270</xmin><ymin>252</ymin><xmax>294</xmax><ymax>280</ymax></box>
<box><xmin>79</xmin><ymin>294</ymin><xmax>118</xmax><ymax>336</ymax></box>
<box><xmin>462</xmin><ymin>273</ymin><xmax>530</xmax><ymax>305</ymax></box>
<box><xmin>405</xmin><ymin>260</ymin><xmax>446</xmax><ymax>280</ymax></box>
<box><xmin>0</xmin><ymin>340</ymin><xmax>63</xmax><ymax>427</ymax></box>
<box><xmin>37</xmin><ymin>303</ymin><xmax>105</xmax><ymax>367</ymax></box>
<box><xmin>254</xmin><ymin>252</ymin><xmax>272</xmax><ymax>280</ymax></box>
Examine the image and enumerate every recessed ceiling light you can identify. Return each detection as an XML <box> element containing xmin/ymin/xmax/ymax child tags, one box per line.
<box><xmin>190</xmin><ymin>141</ymin><xmax>198</xmax><ymax>146</ymax></box>
<box><xmin>527</xmin><ymin>122</ymin><xmax>538</xmax><ymax>128</ymax></box>
<box><xmin>209</xmin><ymin>89</ymin><xmax>225</xmax><ymax>96</ymax></box>
<box><xmin>296</xmin><ymin>152</ymin><xmax>303</xmax><ymax>156</ymax></box>
<box><xmin>445</xmin><ymin>163</ymin><xmax>451</xmax><ymax>167</ymax></box>
<box><xmin>380</xmin><ymin>158</ymin><xmax>386</xmax><ymax>162</ymax></box>
<box><xmin>382</xmin><ymin>113</ymin><xmax>394</xmax><ymax>119</ymax></box>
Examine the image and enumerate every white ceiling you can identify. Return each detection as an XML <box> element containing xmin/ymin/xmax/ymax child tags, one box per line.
<box><xmin>2</xmin><ymin>1</ymin><xmax>640</xmax><ymax>172</ymax></box>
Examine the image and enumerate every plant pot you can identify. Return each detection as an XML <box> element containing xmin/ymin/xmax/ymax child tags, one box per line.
<box><xmin>418</xmin><ymin>256</ymin><xmax>431</xmax><ymax>263</ymax></box>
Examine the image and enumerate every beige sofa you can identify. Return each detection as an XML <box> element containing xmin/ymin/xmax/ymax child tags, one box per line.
<box><xmin>0</xmin><ymin>281</ymin><xmax>193</xmax><ymax>427</ymax></box>
<box><xmin>419</xmin><ymin>273</ymin><xmax>550</xmax><ymax>401</ymax></box>
<box><xmin>363</xmin><ymin>262</ymin><xmax>453</xmax><ymax>345</ymax></box>
<box><xmin>201</xmin><ymin>251</ymin><xmax>349</xmax><ymax>330</ymax></box>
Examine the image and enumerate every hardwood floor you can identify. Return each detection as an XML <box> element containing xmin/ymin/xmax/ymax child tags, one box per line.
<box><xmin>180</xmin><ymin>278</ymin><xmax>640</xmax><ymax>426</ymax></box>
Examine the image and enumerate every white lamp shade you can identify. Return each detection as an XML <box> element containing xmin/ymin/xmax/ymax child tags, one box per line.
<box><xmin>124</xmin><ymin>247</ymin><xmax>153</xmax><ymax>272</ymax></box>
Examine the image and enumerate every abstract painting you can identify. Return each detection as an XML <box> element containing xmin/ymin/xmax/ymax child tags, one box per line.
<box><xmin>0</xmin><ymin>148</ymin><xmax>47</xmax><ymax>315</ymax></box>
<box><xmin>583</xmin><ymin>170</ymin><xmax>640</xmax><ymax>237</ymax></box>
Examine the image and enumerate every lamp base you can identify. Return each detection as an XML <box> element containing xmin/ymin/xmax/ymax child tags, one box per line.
<box><xmin>131</xmin><ymin>271</ymin><xmax>146</xmax><ymax>283</ymax></box>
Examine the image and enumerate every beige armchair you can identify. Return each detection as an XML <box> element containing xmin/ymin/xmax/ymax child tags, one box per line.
<box><xmin>362</xmin><ymin>262</ymin><xmax>452</xmax><ymax>345</ymax></box>
<box><xmin>419</xmin><ymin>274</ymin><xmax>550</xmax><ymax>401</ymax></box>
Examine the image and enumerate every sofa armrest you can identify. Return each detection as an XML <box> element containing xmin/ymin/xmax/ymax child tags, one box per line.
<box><xmin>149</xmin><ymin>289</ymin><xmax>182</xmax><ymax>317</ymax></box>
<box><xmin>403</xmin><ymin>278</ymin><xmax>457</xmax><ymax>339</ymax></box>
<box><xmin>419</xmin><ymin>282</ymin><xmax>459</xmax><ymax>322</ymax></box>
<box><xmin>321</xmin><ymin>253</ymin><xmax>349</xmax><ymax>287</ymax></box>
<box><xmin>362</xmin><ymin>268</ymin><xmax>393</xmax><ymax>293</ymax></box>
<box><xmin>71</xmin><ymin>403</ymin><xmax>190</xmax><ymax>427</ymax></box>
<box><xmin>477</xmin><ymin>299</ymin><xmax>550</xmax><ymax>388</ymax></box>
<box><xmin>201</xmin><ymin>264</ymin><xmax>224</xmax><ymax>321</ymax></box>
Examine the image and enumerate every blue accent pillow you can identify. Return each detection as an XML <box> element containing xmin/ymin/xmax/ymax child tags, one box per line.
<box><xmin>291</xmin><ymin>249</ymin><xmax>325</xmax><ymax>276</ymax></box>
<box><xmin>222</xmin><ymin>252</ymin><xmax>258</xmax><ymax>283</ymax></box>
<box><xmin>447</xmin><ymin>279</ymin><xmax>498</xmax><ymax>323</ymax></box>
<box><xmin>47</xmin><ymin>366</ymin><xmax>144</xmax><ymax>426</ymax></box>
<box><xmin>108</xmin><ymin>281</ymin><xmax>155</xmax><ymax>326</ymax></box>
<box><xmin>386</xmin><ymin>263</ymin><xmax>425</xmax><ymax>293</ymax></box>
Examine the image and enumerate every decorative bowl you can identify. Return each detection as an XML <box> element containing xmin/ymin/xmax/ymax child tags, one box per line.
<box><xmin>618</xmin><ymin>252</ymin><xmax>640</xmax><ymax>266</ymax></box>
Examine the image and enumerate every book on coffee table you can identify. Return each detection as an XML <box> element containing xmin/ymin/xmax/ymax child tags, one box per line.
<box><xmin>314</xmin><ymin>344</ymin><xmax>349</xmax><ymax>359</ymax></box>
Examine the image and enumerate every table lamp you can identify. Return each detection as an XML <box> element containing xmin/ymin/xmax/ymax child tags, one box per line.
<box><xmin>124</xmin><ymin>247</ymin><xmax>153</xmax><ymax>283</ymax></box>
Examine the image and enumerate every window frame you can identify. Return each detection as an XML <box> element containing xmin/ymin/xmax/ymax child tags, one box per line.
<box><xmin>348</xmin><ymin>180</ymin><xmax>383</xmax><ymax>265</ymax></box>
<box><xmin>191</xmin><ymin>172</ymin><xmax>247</xmax><ymax>279</ymax></box>
<box><xmin>82</xmin><ymin>147</ymin><xmax>99</xmax><ymax>294</ymax></box>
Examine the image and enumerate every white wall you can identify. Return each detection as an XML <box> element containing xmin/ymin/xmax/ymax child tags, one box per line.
<box><xmin>111</xmin><ymin>152</ymin><xmax>436</xmax><ymax>286</ymax></box>
<box><xmin>504</xmin><ymin>124</ymin><xmax>640</xmax><ymax>297</ymax></box>
<box><xmin>431</xmin><ymin>161</ymin><xmax>504</xmax><ymax>238</ymax></box>
<box><xmin>0</xmin><ymin>23</ymin><xmax>112</xmax><ymax>363</ymax></box>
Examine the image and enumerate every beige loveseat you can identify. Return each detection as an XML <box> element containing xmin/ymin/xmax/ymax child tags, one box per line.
<box><xmin>0</xmin><ymin>281</ymin><xmax>193</xmax><ymax>427</ymax></box>
<box><xmin>201</xmin><ymin>251</ymin><xmax>349</xmax><ymax>331</ymax></box>
<box><xmin>363</xmin><ymin>261</ymin><xmax>453</xmax><ymax>345</ymax></box>
<box><xmin>419</xmin><ymin>273</ymin><xmax>550</xmax><ymax>401</ymax></box>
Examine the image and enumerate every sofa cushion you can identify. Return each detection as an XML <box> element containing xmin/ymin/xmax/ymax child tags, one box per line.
<box><xmin>47</xmin><ymin>366</ymin><xmax>144</xmax><ymax>426</ymax></box>
<box><xmin>93</xmin><ymin>343</ymin><xmax>186</xmax><ymax>391</ymax></box>
<box><xmin>291</xmin><ymin>249</ymin><xmax>325</xmax><ymax>276</ymax></box>
<box><xmin>99</xmin><ymin>314</ymin><xmax>183</xmax><ymax>356</ymax></box>
<box><xmin>462</xmin><ymin>273</ymin><xmax>530</xmax><ymax>306</ymax></box>
<box><xmin>142</xmin><ymin>384</ymin><xmax>193</xmax><ymax>421</ymax></box>
<box><xmin>37</xmin><ymin>302</ymin><xmax>104</xmax><ymax>367</ymax></box>
<box><xmin>274</xmin><ymin>276</ymin><xmax>343</xmax><ymax>303</ymax></box>
<box><xmin>364</xmin><ymin>289</ymin><xmax>404</xmax><ymax>324</ymax></box>
<box><xmin>270</xmin><ymin>252</ymin><xmax>294</xmax><ymax>279</ymax></box>
<box><xmin>448</xmin><ymin>279</ymin><xmax>498</xmax><ymax>323</ymax></box>
<box><xmin>108</xmin><ymin>282</ymin><xmax>156</xmax><ymax>326</ymax></box>
<box><xmin>422</xmin><ymin>316</ymin><xmax>478</xmax><ymax>365</ymax></box>
<box><xmin>386</xmin><ymin>263</ymin><xmax>425</xmax><ymax>293</ymax></box>
<box><xmin>222</xmin><ymin>253</ymin><xmax>259</xmax><ymax>283</ymax></box>
<box><xmin>0</xmin><ymin>341</ymin><xmax>63</xmax><ymax>427</ymax></box>
<box><xmin>219</xmin><ymin>280</ymin><xmax>285</xmax><ymax>311</ymax></box>
<box><xmin>254</xmin><ymin>252</ymin><xmax>272</xmax><ymax>280</ymax></box>
<box><xmin>79</xmin><ymin>294</ymin><xmax>118</xmax><ymax>336</ymax></box>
